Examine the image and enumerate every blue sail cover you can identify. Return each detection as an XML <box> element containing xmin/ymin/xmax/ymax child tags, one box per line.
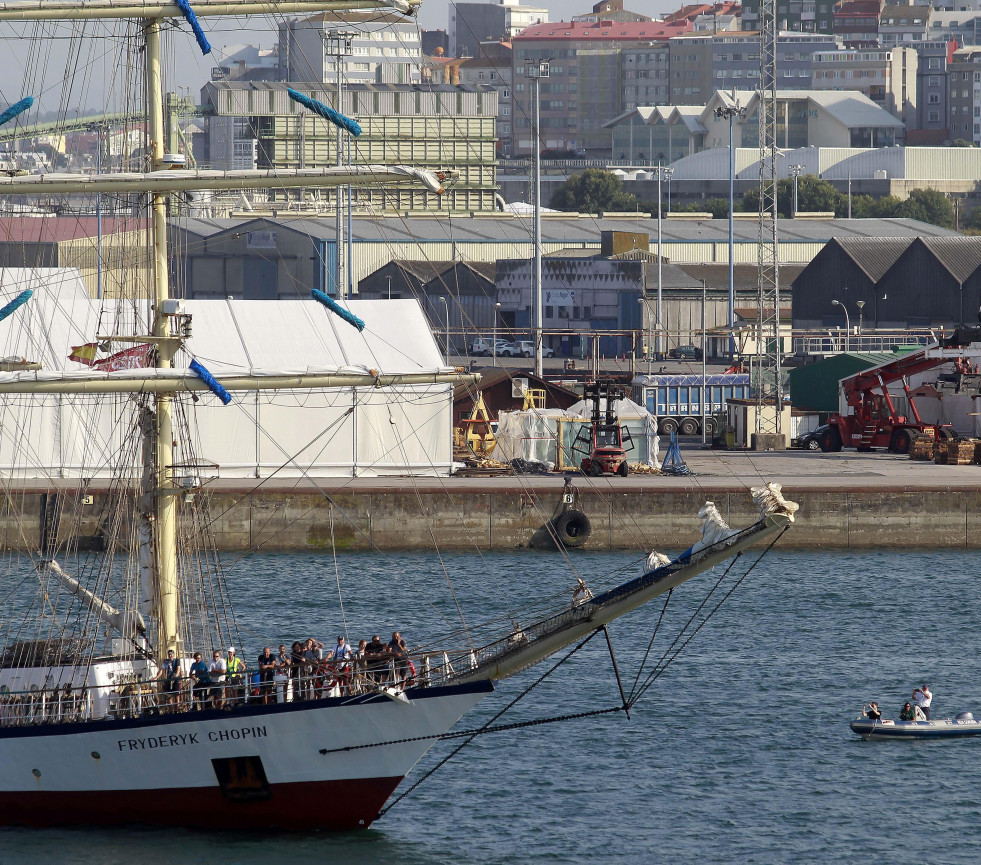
<box><xmin>287</xmin><ymin>88</ymin><xmax>361</xmax><ymax>137</ymax></box>
<box><xmin>311</xmin><ymin>289</ymin><xmax>366</xmax><ymax>332</ymax></box>
<box><xmin>0</xmin><ymin>97</ymin><xmax>33</xmax><ymax>128</ymax></box>
<box><xmin>189</xmin><ymin>358</ymin><xmax>231</xmax><ymax>404</ymax></box>
<box><xmin>173</xmin><ymin>0</ymin><xmax>211</xmax><ymax>55</ymax></box>
<box><xmin>0</xmin><ymin>289</ymin><xmax>32</xmax><ymax>323</ymax></box>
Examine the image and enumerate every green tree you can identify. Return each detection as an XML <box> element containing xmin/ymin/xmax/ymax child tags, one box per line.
<box><xmin>794</xmin><ymin>175</ymin><xmax>843</xmax><ymax>215</ymax></box>
<box><xmin>899</xmin><ymin>188</ymin><xmax>955</xmax><ymax>228</ymax></box>
<box><xmin>550</xmin><ymin>169</ymin><xmax>638</xmax><ymax>214</ymax></box>
<box><xmin>963</xmin><ymin>206</ymin><xmax>981</xmax><ymax>231</ymax></box>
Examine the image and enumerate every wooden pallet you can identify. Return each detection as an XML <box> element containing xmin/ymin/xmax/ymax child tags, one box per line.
<box><xmin>909</xmin><ymin>436</ymin><xmax>933</xmax><ymax>461</ymax></box>
<box><xmin>948</xmin><ymin>438</ymin><xmax>979</xmax><ymax>466</ymax></box>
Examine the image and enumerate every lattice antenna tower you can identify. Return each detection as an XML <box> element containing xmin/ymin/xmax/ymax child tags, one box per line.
<box><xmin>755</xmin><ymin>0</ymin><xmax>783</xmax><ymax>434</ymax></box>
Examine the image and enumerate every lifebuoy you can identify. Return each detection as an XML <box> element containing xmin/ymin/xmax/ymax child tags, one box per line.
<box><xmin>553</xmin><ymin>509</ymin><xmax>592</xmax><ymax>548</ymax></box>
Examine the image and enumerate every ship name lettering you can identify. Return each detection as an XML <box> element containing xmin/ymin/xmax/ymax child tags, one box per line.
<box><xmin>207</xmin><ymin>725</ymin><xmax>268</xmax><ymax>742</ymax></box>
<box><xmin>116</xmin><ymin>732</ymin><xmax>200</xmax><ymax>751</ymax></box>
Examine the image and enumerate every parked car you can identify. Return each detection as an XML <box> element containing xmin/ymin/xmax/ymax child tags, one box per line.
<box><xmin>793</xmin><ymin>424</ymin><xmax>829</xmax><ymax>451</ymax></box>
<box><xmin>504</xmin><ymin>340</ymin><xmax>555</xmax><ymax>358</ymax></box>
<box><xmin>668</xmin><ymin>344</ymin><xmax>703</xmax><ymax>361</ymax></box>
<box><xmin>471</xmin><ymin>338</ymin><xmax>511</xmax><ymax>357</ymax></box>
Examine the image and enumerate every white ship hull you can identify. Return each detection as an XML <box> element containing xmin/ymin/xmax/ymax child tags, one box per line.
<box><xmin>0</xmin><ymin>681</ymin><xmax>493</xmax><ymax>830</ymax></box>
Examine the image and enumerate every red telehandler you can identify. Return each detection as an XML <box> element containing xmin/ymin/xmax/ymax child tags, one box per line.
<box><xmin>819</xmin><ymin>328</ymin><xmax>981</xmax><ymax>453</ymax></box>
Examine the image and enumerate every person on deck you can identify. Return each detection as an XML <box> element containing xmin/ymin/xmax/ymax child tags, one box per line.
<box><xmin>388</xmin><ymin>631</ymin><xmax>409</xmax><ymax>686</ymax></box>
<box><xmin>290</xmin><ymin>641</ymin><xmax>305</xmax><ymax>701</ymax></box>
<box><xmin>364</xmin><ymin>635</ymin><xmax>388</xmax><ymax>684</ymax></box>
<box><xmin>900</xmin><ymin>701</ymin><xmax>917</xmax><ymax>721</ymax></box>
<box><xmin>303</xmin><ymin>638</ymin><xmax>324</xmax><ymax>699</ymax></box>
<box><xmin>258</xmin><ymin>647</ymin><xmax>277</xmax><ymax>705</ymax></box>
<box><xmin>208</xmin><ymin>650</ymin><xmax>227</xmax><ymax>709</ymax></box>
<box><xmin>866</xmin><ymin>702</ymin><xmax>882</xmax><ymax>721</ymax></box>
<box><xmin>226</xmin><ymin>647</ymin><xmax>245</xmax><ymax>707</ymax></box>
<box><xmin>330</xmin><ymin>636</ymin><xmax>352</xmax><ymax>696</ymax></box>
<box><xmin>190</xmin><ymin>653</ymin><xmax>212</xmax><ymax>710</ymax></box>
<box><xmin>156</xmin><ymin>649</ymin><xmax>182</xmax><ymax>713</ymax></box>
<box><xmin>914</xmin><ymin>685</ymin><xmax>932</xmax><ymax>720</ymax></box>
<box><xmin>275</xmin><ymin>644</ymin><xmax>291</xmax><ymax>703</ymax></box>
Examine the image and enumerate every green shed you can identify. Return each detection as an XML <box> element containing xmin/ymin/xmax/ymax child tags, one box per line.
<box><xmin>788</xmin><ymin>349</ymin><xmax>918</xmax><ymax>412</ymax></box>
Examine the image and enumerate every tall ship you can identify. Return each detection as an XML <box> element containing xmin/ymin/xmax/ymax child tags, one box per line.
<box><xmin>0</xmin><ymin>0</ymin><xmax>799</xmax><ymax>830</ymax></box>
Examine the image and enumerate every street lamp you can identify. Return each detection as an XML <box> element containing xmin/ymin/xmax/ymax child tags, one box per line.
<box><xmin>438</xmin><ymin>296</ymin><xmax>449</xmax><ymax>363</ymax></box>
<box><xmin>324</xmin><ymin>29</ymin><xmax>356</xmax><ymax>299</ymax></box>
<box><xmin>638</xmin><ymin>296</ymin><xmax>652</xmax><ymax>373</ymax></box>
<box><xmin>665</xmin><ymin>166</ymin><xmax>674</xmax><ymax>213</ymax></box>
<box><xmin>386</xmin><ymin>275</ymin><xmax>392</xmax><ymax>299</ymax></box>
<box><xmin>493</xmin><ymin>301</ymin><xmax>501</xmax><ymax>367</ymax></box>
<box><xmin>713</xmin><ymin>99</ymin><xmax>745</xmax><ymax>361</ymax></box>
<box><xmin>653</xmin><ymin>163</ymin><xmax>675</xmax><ymax>358</ymax></box>
<box><xmin>831</xmin><ymin>299</ymin><xmax>850</xmax><ymax>352</ymax></box>
<box><xmin>856</xmin><ymin>300</ymin><xmax>865</xmax><ymax>344</ymax></box>
<box><xmin>789</xmin><ymin>164</ymin><xmax>805</xmax><ymax>217</ymax></box>
<box><xmin>526</xmin><ymin>59</ymin><xmax>549</xmax><ymax>378</ymax></box>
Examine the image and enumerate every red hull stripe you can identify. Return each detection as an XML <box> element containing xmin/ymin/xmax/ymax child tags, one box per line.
<box><xmin>0</xmin><ymin>776</ymin><xmax>404</xmax><ymax>831</ymax></box>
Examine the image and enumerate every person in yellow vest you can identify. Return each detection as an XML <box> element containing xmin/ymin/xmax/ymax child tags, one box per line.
<box><xmin>225</xmin><ymin>647</ymin><xmax>246</xmax><ymax>708</ymax></box>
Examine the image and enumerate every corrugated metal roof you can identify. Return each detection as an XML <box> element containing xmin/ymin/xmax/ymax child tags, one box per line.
<box><xmin>828</xmin><ymin>237</ymin><xmax>914</xmax><ymax>282</ymax></box>
<box><xmin>175</xmin><ymin>215</ymin><xmax>957</xmax><ymax>247</ymax></box>
<box><xmin>918</xmin><ymin>237</ymin><xmax>981</xmax><ymax>283</ymax></box>
<box><xmin>0</xmin><ymin>217</ymin><xmax>147</xmax><ymax>243</ymax></box>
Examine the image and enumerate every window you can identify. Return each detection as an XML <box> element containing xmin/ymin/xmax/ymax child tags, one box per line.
<box><xmin>928</xmin><ymin>93</ymin><xmax>940</xmax><ymax>103</ymax></box>
<box><xmin>928</xmin><ymin>109</ymin><xmax>940</xmax><ymax>122</ymax></box>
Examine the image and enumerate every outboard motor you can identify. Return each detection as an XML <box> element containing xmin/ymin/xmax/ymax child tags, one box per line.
<box><xmin>955</xmin><ymin>711</ymin><xmax>975</xmax><ymax>723</ymax></box>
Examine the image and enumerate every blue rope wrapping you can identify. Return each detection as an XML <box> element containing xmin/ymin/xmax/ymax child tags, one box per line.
<box><xmin>287</xmin><ymin>88</ymin><xmax>361</xmax><ymax>137</ymax></box>
<box><xmin>310</xmin><ymin>289</ymin><xmax>366</xmax><ymax>332</ymax></box>
<box><xmin>0</xmin><ymin>97</ymin><xmax>33</xmax><ymax>128</ymax></box>
<box><xmin>0</xmin><ymin>289</ymin><xmax>32</xmax><ymax>323</ymax></box>
<box><xmin>189</xmin><ymin>358</ymin><xmax>231</xmax><ymax>405</ymax></box>
<box><xmin>173</xmin><ymin>0</ymin><xmax>211</xmax><ymax>55</ymax></box>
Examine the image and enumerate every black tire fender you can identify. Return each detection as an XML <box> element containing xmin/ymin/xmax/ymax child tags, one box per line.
<box><xmin>553</xmin><ymin>509</ymin><xmax>592</xmax><ymax>548</ymax></box>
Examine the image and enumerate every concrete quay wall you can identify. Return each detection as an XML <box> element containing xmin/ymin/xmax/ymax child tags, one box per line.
<box><xmin>200</xmin><ymin>485</ymin><xmax>981</xmax><ymax>552</ymax></box>
<box><xmin>5</xmin><ymin>451</ymin><xmax>978</xmax><ymax>552</ymax></box>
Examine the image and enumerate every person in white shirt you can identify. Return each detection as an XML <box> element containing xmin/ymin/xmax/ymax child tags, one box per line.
<box><xmin>914</xmin><ymin>684</ymin><xmax>932</xmax><ymax>720</ymax></box>
<box><xmin>208</xmin><ymin>650</ymin><xmax>227</xmax><ymax>709</ymax></box>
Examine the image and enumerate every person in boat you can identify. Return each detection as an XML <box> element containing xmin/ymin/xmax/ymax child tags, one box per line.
<box><xmin>866</xmin><ymin>702</ymin><xmax>882</xmax><ymax>721</ymax></box>
<box><xmin>275</xmin><ymin>644</ymin><xmax>290</xmax><ymax>704</ymax></box>
<box><xmin>364</xmin><ymin>635</ymin><xmax>388</xmax><ymax>684</ymax></box>
<box><xmin>156</xmin><ymin>649</ymin><xmax>182</xmax><ymax>713</ymax></box>
<box><xmin>209</xmin><ymin>650</ymin><xmax>227</xmax><ymax>709</ymax></box>
<box><xmin>900</xmin><ymin>701</ymin><xmax>917</xmax><ymax>721</ymax></box>
<box><xmin>289</xmin><ymin>641</ymin><xmax>305</xmax><ymax>701</ymax></box>
<box><xmin>303</xmin><ymin>638</ymin><xmax>324</xmax><ymax>699</ymax></box>
<box><xmin>257</xmin><ymin>647</ymin><xmax>277</xmax><ymax>705</ymax></box>
<box><xmin>189</xmin><ymin>653</ymin><xmax>211</xmax><ymax>710</ymax></box>
<box><xmin>388</xmin><ymin>631</ymin><xmax>409</xmax><ymax>686</ymax></box>
<box><xmin>226</xmin><ymin>647</ymin><xmax>246</xmax><ymax>707</ymax></box>
<box><xmin>329</xmin><ymin>636</ymin><xmax>352</xmax><ymax>696</ymax></box>
<box><xmin>914</xmin><ymin>685</ymin><xmax>932</xmax><ymax>720</ymax></box>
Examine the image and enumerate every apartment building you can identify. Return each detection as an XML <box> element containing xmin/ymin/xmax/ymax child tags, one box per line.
<box><xmin>948</xmin><ymin>47</ymin><xmax>981</xmax><ymax>144</ymax></box>
<box><xmin>667</xmin><ymin>34</ymin><xmax>714</xmax><ymax>104</ymax></box>
<box><xmin>833</xmin><ymin>0</ymin><xmax>884</xmax><ymax>46</ymax></box>
<box><xmin>622</xmin><ymin>43</ymin><xmax>670</xmax><ymax>110</ymax></box>
<box><xmin>510</xmin><ymin>18</ymin><xmax>692</xmax><ymax>154</ymax></box>
<box><xmin>878</xmin><ymin>4</ymin><xmax>931</xmax><ymax>45</ymax></box>
<box><xmin>911</xmin><ymin>40</ymin><xmax>953</xmax><ymax>141</ymax></box>
<box><xmin>712</xmin><ymin>32</ymin><xmax>837</xmax><ymax>93</ymax></box>
<box><xmin>812</xmin><ymin>47</ymin><xmax>917</xmax><ymax>127</ymax></box>
<box><xmin>450</xmin><ymin>0</ymin><xmax>548</xmax><ymax>59</ymax></box>
<box><xmin>459</xmin><ymin>41</ymin><xmax>514</xmax><ymax>154</ymax></box>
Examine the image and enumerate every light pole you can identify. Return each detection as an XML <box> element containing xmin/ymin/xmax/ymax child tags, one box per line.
<box><xmin>324</xmin><ymin>29</ymin><xmax>356</xmax><ymax>299</ymax></box>
<box><xmin>654</xmin><ymin>164</ymin><xmax>675</xmax><ymax>358</ymax></box>
<box><xmin>832</xmin><ymin>299</ymin><xmax>850</xmax><ymax>351</ymax></box>
<box><xmin>526</xmin><ymin>59</ymin><xmax>549</xmax><ymax>378</ymax></box>
<box><xmin>789</xmin><ymin>164</ymin><xmax>805</xmax><ymax>217</ymax></box>
<box><xmin>386</xmin><ymin>275</ymin><xmax>392</xmax><ymax>299</ymax></box>
<box><xmin>638</xmin><ymin>296</ymin><xmax>652</xmax><ymax>373</ymax></box>
<box><xmin>701</xmin><ymin>278</ymin><xmax>707</xmax><ymax>446</ymax></box>
<box><xmin>439</xmin><ymin>296</ymin><xmax>449</xmax><ymax>363</ymax></box>
<box><xmin>714</xmin><ymin>99</ymin><xmax>745</xmax><ymax>361</ymax></box>
<box><xmin>856</xmin><ymin>300</ymin><xmax>865</xmax><ymax>345</ymax></box>
<box><xmin>493</xmin><ymin>301</ymin><xmax>501</xmax><ymax>367</ymax></box>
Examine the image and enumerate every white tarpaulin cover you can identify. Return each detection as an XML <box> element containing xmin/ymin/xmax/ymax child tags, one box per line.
<box><xmin>497</xmin><ymin>397</ymin><xmax>660</xmax><ymax>469</ymax></box>
<box><xmin>0</xmin><ymin>269</ymin><xmax>454</xmax><ymax>478</ymax></box>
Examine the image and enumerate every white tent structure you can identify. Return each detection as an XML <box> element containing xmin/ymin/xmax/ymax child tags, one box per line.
<box><xmin>496</xmin><ymin>397</ymin><xmax>659</xmax><ymax>470</ymax></box>
<box><xmin>0</xmin><ymin>269</ymin><xmax>454</xmax><ymax>478</ymax></box>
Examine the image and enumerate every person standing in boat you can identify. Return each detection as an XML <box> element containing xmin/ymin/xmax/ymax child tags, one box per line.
<box><xmin>914</xmin><ymin>685</ymin><xmax>932</xmax><ymax>720</ymax></box>
<box><xmin>226</xmin><ymin>647</ymin><xmax>246</xmax><ymax>707</ymax></box>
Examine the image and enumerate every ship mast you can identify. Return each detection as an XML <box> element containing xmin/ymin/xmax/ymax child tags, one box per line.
<box><xmin>146</xmin><ymin>18</ymin><xmax>180</xmax><ymax>657</ymax></box>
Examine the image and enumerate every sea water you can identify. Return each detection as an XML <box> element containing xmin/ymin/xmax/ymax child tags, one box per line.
<box><xmin>5</xmin><ymin>548</ymin><xmax>981</xmax><ymax>864</ymax></box>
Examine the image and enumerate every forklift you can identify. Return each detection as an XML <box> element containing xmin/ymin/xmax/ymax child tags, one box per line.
<box><xmin>573</xmin><ymin>381</ymin><xmax>633</xmax><ymax>477</ymax></box>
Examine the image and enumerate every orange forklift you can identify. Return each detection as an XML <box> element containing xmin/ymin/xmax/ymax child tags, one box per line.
<box><xmin>573</xmin><ymin>381</ymin><xmax>633</xmax><ymax>477</ymax></box>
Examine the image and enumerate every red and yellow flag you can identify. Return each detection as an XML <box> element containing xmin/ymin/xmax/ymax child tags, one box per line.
<box><xmin>68</xmin><ymin>343</ymin><xmax>99</xmax><ymax>366</ymax></box>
